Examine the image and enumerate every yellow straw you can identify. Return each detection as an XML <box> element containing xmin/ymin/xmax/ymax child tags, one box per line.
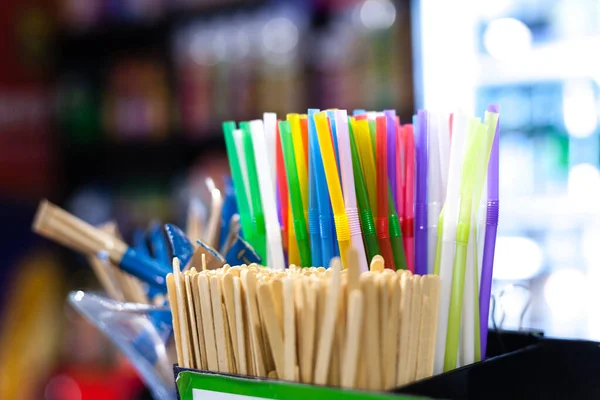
<box><xmin>314</xmin><ymin>112</ymin><xmax>350</xmax><ymax>267</ymax></box>
<box><xmin>287</xmin><ymin>114</ymin><xmax>309</xmax><ymax>223</ymax></box>
<box><xmin>354</xmin><ymin>118</ymin><xmax>378</xmax><ymax>217</ymax></box>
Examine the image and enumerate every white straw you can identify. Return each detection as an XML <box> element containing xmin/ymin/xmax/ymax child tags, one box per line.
<box><xmin>263</xmin><ymin>112</ymin><xmax>278</xmax><ymax>197</ymax></box>
<box><xmin>250</xmin><ymin>120</ymin><xmax>285</xmax><ymax>271</ymax></box>
<box><xmin>427</xmin><ymin>112</ymin><xmax>442</xmax><ymax>275</ymax></box>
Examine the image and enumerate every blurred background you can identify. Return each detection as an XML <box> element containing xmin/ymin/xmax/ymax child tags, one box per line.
<box><xmin>1</xmin><ymin>0</ymin><xmax>600</xmax><ymax>398</ymax></box>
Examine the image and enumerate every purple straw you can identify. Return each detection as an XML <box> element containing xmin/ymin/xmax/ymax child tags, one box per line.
<box><xmin>415</xmin><ymin>110</ymin><xmax>428</xmax><ymax>276</ymax></box>
<box><xmin>480</xmin><ymin>104</ymin><xmax>500</xmax><ymax>358</ymax></box>
<box><xmin>384</xmin><ymin>110</ymin><xmax>398</xmax><ymax>211</ymax></box>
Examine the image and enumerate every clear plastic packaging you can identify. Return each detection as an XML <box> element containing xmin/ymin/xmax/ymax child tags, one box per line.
<box><xmin>68</xmin><ymin>291</ymin><xmax>176</xmax><ymax>400</ymax></box>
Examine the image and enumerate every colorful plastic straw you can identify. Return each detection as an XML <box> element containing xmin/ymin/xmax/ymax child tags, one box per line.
<box><xmin>223</xmin><ymin>121</ymin><xmax>255</xmax><ymax>248</ymax></box>
<box><xmin>434</xmin><ymin>111</ymin><xmax>468</xmax><ymax>374</ymax></box>
<box><xmin>444</xmin><ymin>118</ymin><xmax>483</xmax><ymax>372</ymax></box>
<box><xmin>384</xmin><ymin>110</ymin><xmax>399</xmax><ymax>211</ymax></box>
<box><xmin>278</xmin><ymin>120</ymin><xmax>311</xmax><ymax>267</ymax></box>
<box><xmin>427</xmin><ymin>113</ymin><xmax>442</xmax><ymax>275</ymax></box>
<box><xmin>354</xmin><ymin>116</ymin><xmax>378</xmax><ymax>214</ymax></box>
<box><xmin>396</xmin><ymin>117</ymin><xmax>405</xmax><ymax>226</ymax></box>
<box><xmin>415</xmin><ymin>111</ymin><xmax>428</xmax><ymax>276</ymax></box>
<box><xmin>315</xmin><ymin>112</ymin><xmax>351</xmax><ymax>267</ymax></box>
<box><xmin>462</xmin><ymin>111</ymin><xmax>499</xmax><ymax>366</ymax></box>
<box><xmin>300</xmin><ymin>116</ymin><xmax>309</xmax><ymax>169</ymax></box>
<box><xmin>335</xmin><ymin>111</ymin><xmax>368</xmax><ymax>272</ymax></box>
<box><xmin>233</xmin><ymin>128</ymin><xmax>252</xmax><ymax>215</ymax></box>
<box><xmin>288</xmin><ymin>114</ymin><xmax>309</xmax><ymax>221</ymax></box>
<box><xmin>250</xmin><ymin>120</ymin><xmax>285</xmax><ymax>270</ymax></box>
<box><xmin>308</xmin><ymin>109</ymin><xmax>335</xmax><ymax>266</ymax></box>
<box><xmin>402</xmin><ymin>124</ymin><xmax>415</xmax><ymax>272</ymax></box>
<box><xmin>348</xmin><ymin>118</ymin><xmax>380</xmax><ymax>263</ymax></box>
<box><xmin>480</xmin><ymin>104</ymin><xmax>500</xmax><ymax>359</ymax></box>
<box><xmin>263</xmin><ymin>112</ymin><xmax>278</xmax><ymax>196</ymax></box>
<box><xmin>275</xmin><ymin>121</ymin><xmax>290</xmax><ymax>252</ymax></box>
<box><xmin>375</xmin><ymin>116</ymin><xmax>396</xmax><ymax>270</ymax></box>
<box><xmin>326</xmin><ymin>110</ymin><xmax>342</xmax><ymax>177</ymax></box>
<box><xmin>240</xmin><ymin>122</ymin><xmax>267</xmax><ymax>259</ymax></box>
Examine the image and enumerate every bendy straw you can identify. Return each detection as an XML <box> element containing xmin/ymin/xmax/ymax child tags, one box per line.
<box><xmin>223</xmin><ymin>121</ymin><xmax>255</xmax><ymax>248</ymax></box>
<box><xmin>348</xmin><ymin>119</ymin><xmax>380</xmax><ymax>262</ymax></box>
<box><xmin>279</xmin><ymin>121</ymin><xmax>311</xmax><ymax>267</ymax></box>
<box><xmin>444</xmin><ymin>118</ymin><xmax>483</xmax><ymax>371</ymax></box>
<box><xmin>415</xmin><ymin>110</ymin><xmax>428</xmax><ymax>276</ymax></box>
<box><xmin>33</xmin><ymin>200</ymin><xmax>171</xmax><ymax>289</ymax></box>
<box><xmin>263</xmin><ymin>113</ymin><xmax>278</xmax><ymax>192</ymax></box>
<box><xmin>403</xmin><ymin>124</ymin><xmax>415</xmax><ymax>272</ymax></box>
<box><xmin>308</xmin><ymin>109</ymin><xmax>336</xmax><ymax>266</ymax></box>
<box><xmin>287</xmin><ymin>114</ymin><xmax>309</xmax><ymax>223</ymax></box>
<box><xmin>354</xmin><ymin>116</ymin><xmax>378</xmax><ymax>215</ymax></box>
<box><xmin>335</xmin><ymin>111</ymin><xmax>368</xmax><ymax>272</ymax></box>
<box><xmin>326</xmin><ymin>110</ymin><xmax>342</xmax><ymax>176</ymax></box>
<box><xmin>480</xmin><ymin>104</ymin><xmax>500</xmax><ymax>359</ymax></box>
<box><xmin>466</xmin><ymin>111</ymin><xmax>499</xmax><ymax>363</ymax></box>
<box><xmin>434</xmin><ymin>111</ymin><xmax>468</xmax><ymax>374</ymax></box>
<box><xmin>250</xmin><ymin>120</ymin><xmax>285</xmax><ymax>271</ymax></box>
<box><xmin>375</xmin><ymin>116</ymin><xmax>395</xmax><ymax>270</ymax></box>
<box><xmin>240</xmin><ymin>122</ymin><xmax>267</xmax><ymax>260</ymax></box>
<box><xmin>275</xmin><ymin>122</ymin><xmax>290</xmax><ymax>252</ymax></box>
<box><xmin>315</xmin><ymin>112</ymin><xmax>351</xmax><ymax>268</ymax></box>
<box><xmin>384</xmin><ymin>110</ymin><xmax>399</xmax><ymax>211</ymax></box>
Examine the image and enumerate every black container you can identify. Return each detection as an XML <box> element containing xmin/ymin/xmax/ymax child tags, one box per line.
<box><xmin>396</xmin><ymin>331</ymin><xmax>600</xmax><ymax>400</ymax></box>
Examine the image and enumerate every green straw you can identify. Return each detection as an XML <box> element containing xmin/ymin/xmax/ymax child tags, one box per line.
<box><xmin>240</xmin><ymin>121</ymin><xmax>267</xmax><ymax>260</ymax></box>
<box><xmin>444</xmin><ymin>118</ymin><xmax>483</xmax><ymax>371</ymax></box>
<box><xmin>223</xmin><ymin>121</ymin><xmax>256</xmax><ymax>248</ymax></box>
<box><xmin>388</xmin><ymin>186</ymin><xmax>407</xmax><ymax>270</ymax></box>
<box><xmin>348</xmin><ymin>119</ymin><xmax>380</xmax><ymax>261</ymax></box>
<box><xmin>279</xmin><ymin>121</ymin><xmax>311</xmax><ymax>267</ymax></box>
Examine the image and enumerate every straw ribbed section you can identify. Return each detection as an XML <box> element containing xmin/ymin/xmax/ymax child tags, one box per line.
<box><xmin>346</xmin><ymin>208</ymin><xmax>362</xmax><ymax>236</ymax></box>
<box><xmin>486</xmin><ymin>200</ymin><xmax>499</xmax><ymax>225</ymax></box>
<box><xmin>376</xmin><ymin>218</ymin><xmax>390</xmax><ymax>238</ymax></box>
<box><xmin>333</xmin><ymin>214</ymin><xmax>350</xmax><ymax>241</ymax></box>
<box><xmin>359</xmin><ymin>209</ymin><xmax>376</xmax><ymax>235</ymax></box>
<box><xmin>308</xmin><ymin>209</ymin><xmax>319</xmax><ymax>234</ymax></box>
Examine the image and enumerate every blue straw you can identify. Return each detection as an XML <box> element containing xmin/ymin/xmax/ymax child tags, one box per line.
<box><xmin>308</xmin><ymin>109</ymin><xmax>336</xmax><ymax>267</ymax></box>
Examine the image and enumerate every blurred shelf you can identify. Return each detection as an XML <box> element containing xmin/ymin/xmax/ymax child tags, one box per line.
<box><xmin>57</xmin><ymin>1</ymin><xmax>265</xmax><ymax>59</ymax></box>
<box><xmin>63</xmin><ymin>133</ymin><xmax>225</xmax><ymax>185</ymax></box>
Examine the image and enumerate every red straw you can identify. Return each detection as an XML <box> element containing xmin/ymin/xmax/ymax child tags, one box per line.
<box><xmin>376</xmin><ymin>116</ymin><xmax>395</xmax><ymax>270</ymax></box>
<box><xmin>402</xmin><ymin>124</ymin><xmax>415</xmax><ymax>273</ymax></box>
<box><xmin>300</xmin><ymin>117</ymin><xmax>309</xmax><ymax>169</ymax></box>
<box><xmin>275</xmin><ymin>120</ymin><xmax>289</xmax><ymax>252</ymax></box>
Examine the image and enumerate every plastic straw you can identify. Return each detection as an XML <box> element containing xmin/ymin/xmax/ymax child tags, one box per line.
<box><xmin>415</xmin><ymin>110</ymin><xmax>428</xmax><ymax>276</ymax></box>
<box><xmin>315</xmin><ymin>112</ymin><xmax>351</xmax><ymax>268</ymax></box>
<box><xmin>326</xmin><ymin>110</ymin><xmax>342</xmax><ymax>178</ymax></box>
<box><xmin>376</xmin><ymin>116</ymin><xmax>396</xmax><ymax>270</ymax></box>
<box><xmin>240</xmin><ymin>122</ymin><xmax>267</xmax><ymax>260</ymax></box>
<box><xmin>437</xmin><ymin>113</ymin><xmax>451</xmax><ymax>199</ymax></box>
<box><xmin>279</xmin><ymin>120</ymin><xmax>311</xmax><ymax>267</ymax></box>
<box><xmin>396</xmin><ymin>117</ymin><xmax>405</xmax><ymax>226</ymax></box>
<box><xmin>233</xmin><ymin>129</ymin><xmax>252</xmax><ymax>215</ymax></box>
<box><xmin>444</xmin><ymin>118</ymin><xmax>483</xmax><ymax>372</ymax></box>
<box><xmin>433</xmin><ymin>111</ymin><xmax>468</xmax><ymax>374</ymax></box>
<box><xmin>222</xmin><ymin>121</ymin><xmax>255</xmax><ymax>248</ymax></box>
<box><xmin>354</xmin><ymin>116</ymin><xmax>378</xmax><ymax>215</ymax></box>
<box><xmin>288</xmin><ymin>114</ymin><xmax>309</xmax><ymax>223</ymax></box>
<box><xmin>402</xmin><ymin>124</ymin><xmax>415</xmax><ymax>272</ymax></box>
<box><xmin>250</xmin><ymin>120</ymin><xmax>285</xmax><ymax>270</ymax></box>
<box><xmin>275</xmin><ymin>122</ymin><xmax>289</xmax><ymax>253</ymax></box>
<box><xmin>384</xmin><ymin>110</ymin><xmax>399</xmax><ymax>211</ymax></box>
<box><xmin>427</xmin><ymin>113</ymin><xmax>442</xmax><ymax>275</ymax></box>
<box><xmin>308</xmin><ymin>109</ymin><xmax>335</xmax><ymax>267</ymax></box>
<box><xmin>263</xmin><ymin>113</ymin><xmax>278</xmax><ymax>196</ymax></box>
<box><xmin>349</xmin><ymin>118</ymin><xmax>380</xmax><ymax>262</ymax></box>
<box><xmin>334</xmin><ymin>111</ymin><xmax>368</xmax><ymax>272</ymax></box>
<box><xmin>480</xmin><ymin>104</ymin><xmax>500</xmax><ymax>359</ymax></box>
